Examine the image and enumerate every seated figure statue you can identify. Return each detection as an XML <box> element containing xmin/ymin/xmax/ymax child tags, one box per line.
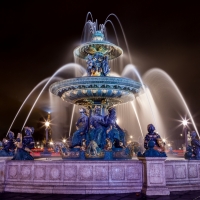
<box><xmin>89</xmin><ymin>106</ymin><xmax>106</xmax><ymax>148</ymax></box>
<box><xmin>12</xmin><ymin>132</ymin><xmax>34</xmax><ymax>160</ymax></box>
<box><xmin>71</xmin><ymin>108</ymin><xmax>89</xmax><ymax>147</ymax></box>
<box><xmin>139</xmin><ymin>124</ymin><xmax>166</xmax><ymax>157</ymax></box>
<box><xmin>22</xmin><ymin>127</ymin><xmax>35</xmax><ymax>150</ymax></box>
<box><xmin>104</xmin><ymin>107</ymin><xmax>126</xmax><ymax>147</ymax></box>
<box><xmin>185</xmin><ymin>131</ymin><xmax>200</xmax><ymax>160</ymax></box>
<box><xmin>0</xmin><ymin>131</ymin><xmax>16</xmax><ymax>156</ymax></box>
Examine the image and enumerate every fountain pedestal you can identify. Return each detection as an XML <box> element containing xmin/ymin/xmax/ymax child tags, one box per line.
<box><xmin>138</xmin><ymin>157</ymin><xmax>170</xmax><ymax>196</ymax></box>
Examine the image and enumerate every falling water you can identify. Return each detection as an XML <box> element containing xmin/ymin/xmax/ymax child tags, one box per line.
<box><xmin>21</xmin><ymin>63</ymin><xmax>86</xmax><ymax>131</ymax></box>
<box><xmin>131</xmin><ymin>102</ymin><xmax>144</xmax><ymax>138</ymax></box>
<box><xmin>143</xmin><ymin>68</ymin><xmax>199</xmax><ymax>138</ymax></box>
<box><xmin>122</xmin><ymin>64</ymin><xmax>157</xmax><ymax>128</ymax></box>
<box><xmin>69</xmin><ymin>104</ymin><xmax>75</xmax><ymax>137</ymax></box>
<box><xmin>7</xmin><ymin>77</ymin><xmax>63</xmax><ymax>135</ymax></box>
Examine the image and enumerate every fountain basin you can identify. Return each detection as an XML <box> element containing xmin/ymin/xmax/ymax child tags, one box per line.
<box><xmin>49</xmin><ymin>76</ymin><xmax>141</xmax><ymax>107</ymax></box>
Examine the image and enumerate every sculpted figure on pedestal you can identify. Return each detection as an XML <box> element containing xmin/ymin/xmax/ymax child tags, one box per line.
<box><xmin>138</xmin><ymin>124</ymin><xmax>166</xmax><ymax>157</ymax></box>
<box><xmin>0</xmin><ymin>131</ymin><xmax>16</xmax><ymax>156</ymax></box>
<box><xmin>185</xmin><ymin>131</ymin><xmax>200</xmax><ymax>160</ymax></box>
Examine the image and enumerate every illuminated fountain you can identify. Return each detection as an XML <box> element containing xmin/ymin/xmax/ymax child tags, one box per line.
<box><xmin>1</xmin><ymin>13</ymin><xmax>200</xmax><ymax>196</ymax></box>
<box><xmin>50</xmin><ymin>28</ymin><xmax>142</xmax><ymax>159</ymax></box>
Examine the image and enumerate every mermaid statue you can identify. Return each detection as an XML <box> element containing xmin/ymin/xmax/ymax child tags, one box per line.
<box><xmin>104</xmin><ymin>107</ymin><xmax>126</xmax><ymax>147</ymax></box>
<box><xmin>71</xmin><ymin>108</ymin><xmax>89</xmax><ymax>147</ymax></box>
<box><xmin>89</xmin><ymin>106</ymin><xmax>106</xmax><ymax>148</ymax></box>
<box><xmin>0</xmin><ymin>131</ymin><xmax>16</xmax><ymax>156</ymax></box>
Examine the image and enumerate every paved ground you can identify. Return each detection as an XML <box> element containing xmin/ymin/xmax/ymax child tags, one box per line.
<box><xmin>0</xmin><ymin>191</ymin><xmax>200</xmax><ymax>200</ymax></box>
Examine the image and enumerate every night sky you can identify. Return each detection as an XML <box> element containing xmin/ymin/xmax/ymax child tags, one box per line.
<box><xmin>0</xmin><ymin>1</ymin><xmax>200</xmax><ymax>140</ymax></box>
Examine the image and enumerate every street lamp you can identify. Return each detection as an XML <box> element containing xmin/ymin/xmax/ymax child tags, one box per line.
<box><xmin>182</xmin><ymin>119</ymin><xmax>188</xmax><ymax>151</ymax></box>
<box><xmin>41</xmin><ymin>120</ymin><xmax>51</xmax><ymax>156</ymax></box>
<box><xmin>62</xmin><ymin>139</ymin><xmax>66</xmax><ymax>143</ymax></box>
<box><xmin>162</xmin><ymin>138</ymin><xmax>166</xmax><ymax>143</ymax></box>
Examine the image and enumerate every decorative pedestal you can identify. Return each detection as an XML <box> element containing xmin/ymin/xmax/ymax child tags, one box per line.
<box><xmin>138</xmin><ymin>157</ymin><xmax>170</xmax><ymax>196</ymax></box>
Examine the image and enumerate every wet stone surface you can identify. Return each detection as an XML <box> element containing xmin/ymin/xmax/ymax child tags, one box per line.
<box><xmin>0</xmin><ymin>191</ymin><xmax>200</xmax><ymax>200</ymax></box>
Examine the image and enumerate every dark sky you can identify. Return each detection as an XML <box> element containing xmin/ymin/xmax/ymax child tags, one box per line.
<box><xmin>0</xmin><ymin>1</ymin><xmax>200</xmax><ymax>139</ymax></box>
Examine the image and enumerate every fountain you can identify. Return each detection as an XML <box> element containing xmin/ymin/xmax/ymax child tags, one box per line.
<box><xmin>1</xmin><ymin>13</ymin><xmax>200</xmax><ymax>196</ymax></box>
<box><xmin>50</xmin><ymin>27</ymin><xmax>142</xmax><ymax>159</ymax></box>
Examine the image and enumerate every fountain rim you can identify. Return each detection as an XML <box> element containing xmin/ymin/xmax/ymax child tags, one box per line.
<box><xmin>73</xmin><ymin>41</ymin><xmax>123</xmax><ymax>60</ymax></box>
<box><xmin>49</xmin><ymin>76</ymin><xmax>142</xmax><ymax>94</ymax></box>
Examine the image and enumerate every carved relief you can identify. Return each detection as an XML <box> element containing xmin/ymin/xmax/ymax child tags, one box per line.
<box><xmin>79</xmin><ymin>165</ymin><xmax>93</xmax><ymax>181</ymax></box>
<box><xmin>8</xmin><ymin>165</ymin><xmax>18</xmax><ymax>179</ymax></box>
<box><xmin>175</xmin><ymin>165</ymin><xmax>186</xmax><ymax>179</ymax></box>
<box><xmin>111</xmin><ymin>166</ymin><xmax>125</xmax><ymax>180</ymax></box>
<box><xmin>20</xmin><ymin>165</ymin><xmax>31</xmax><ymax>180</ymax></box>
<box><xmin>50</xmin><ymin>167</ymin><xmax>61</xmax><ymax>180</ymax></box>
<box><xmin>95</xmin><ymin>166</ymin><xmax>108</xmax><ymax>181</ymax></box>
<box><xmin>64</xmin><ymin>165</ymin><xmax>77</xmax><ymax>181</ymax></box>
<box><xmin>165</xmin><ymin>165</ymin><xmax>174</xmax><ymax>179</ymax></box>
<box><xmin>127</xmin><ymin>165</ymin><xmax>141</xmax><ymax>180</ymax></box>
<box><xmin>34</xmin><ymin>166</ymin><xmax>46</xmax><ymax>180</ymax></box>
<box><xmin>149</xmin><ymin>163</ymin><xmax>163</xmax><ymax>184</ymax></box>
<box><xmin>188</xmin><ymin>164</ymin><xmax>198</xmax><ymax>178</ymax></box>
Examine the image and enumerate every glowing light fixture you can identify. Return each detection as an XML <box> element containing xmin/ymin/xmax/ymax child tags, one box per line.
<box><xmin>63</xmin><ymin>139</ymin><xmax>66</xmax><ymax>143</ymax></box>
<box><xmin>162</xmin><ymin>139</ymin><xmax>166</xmax><ymax>143</ymax></box>
<box><xmin>45</xmin><ymin>121</ymin><xmax>50</xmax><ymax>127</ymax></box>
<box><xmin>182</xmin><ymin>119</ymin><xmax>188</xmax><ymax>126</ymax></box>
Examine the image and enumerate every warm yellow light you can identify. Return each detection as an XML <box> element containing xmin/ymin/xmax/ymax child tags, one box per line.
<box><xmin>45</xmin><ymin>121</ymin><xmax>50</xmax><ymax>127</ymax></box>
<box><xmin>182</xmin><ymin>119</ymin><xmax>188</xmax><ymax>126</ymax></box>
<box><xmin>167</xmin><ymin>144</ymin><xmax>171</xmax><ymax>147</ymax></box>
<box><xmin>130</xmin><ymin>136</ymin><xmax>133</xmax><ymax>139</ymax></box>
<box><xmin>116</xmin><ymin>119</ymin><xmax>119</xmax><ymax>124</ymax></box>
<box><xmin>63</xmin><ymin>139</ymin><xmax>66</xmax><ymax>143</ymax></box>
<box><xmin>180</xmin><ymin>134</ymin><xmax>183</xmax><ymax>136</ymax></box>
<box><xmin>50</xmin><ymin>141</ymin><xmax>53</xmax><ymax>145</ymax></box>
<box><xmin>163</xmin><ymin>139</ymin><xmax>166</xmax><ymax>143</ymax></box>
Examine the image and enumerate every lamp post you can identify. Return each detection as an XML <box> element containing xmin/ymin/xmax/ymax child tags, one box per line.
<box><xmin>41</xmin><ymin>120</ymin><xmax>51</xmax><ymax>156</ymax></box>
<box><xmin>182</xmin><ymin>119</ymin><xmax>188</xmax><ymax>151</ymax></box>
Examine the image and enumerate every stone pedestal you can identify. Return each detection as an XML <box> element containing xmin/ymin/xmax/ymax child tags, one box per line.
<box><xmin>0</xmin><ymin>160</ymin><xmax>6</xmax><ymax>192</ymax></box>
<box><xmin>138</xmin><ymin>157</ymin><xmax>170</xmax><ymax>196</ymax></box>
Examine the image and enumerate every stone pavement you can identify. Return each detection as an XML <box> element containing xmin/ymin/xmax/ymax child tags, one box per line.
<box><xmin>0</xmin><ymin>191</ymin><xmax>200</xmax><ymax>200</ymax></box>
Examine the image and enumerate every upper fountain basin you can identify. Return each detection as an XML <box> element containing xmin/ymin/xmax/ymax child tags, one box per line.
<box><xmin>74</xmin><ymin>41</ymin><xmax>123</xmax><ymax>60</ymax></box>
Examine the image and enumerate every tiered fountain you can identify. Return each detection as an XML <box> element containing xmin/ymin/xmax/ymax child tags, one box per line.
<box><xmin>50</xmin><ymin>30</ymin><xmax>142</xmax><ymax>159</ymax></box>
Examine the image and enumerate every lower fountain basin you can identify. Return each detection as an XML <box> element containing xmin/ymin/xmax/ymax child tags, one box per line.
<box><xmin>49</xmin><ymin>76</ymin><xmax>142</xmax><ymax>107</ymax></box>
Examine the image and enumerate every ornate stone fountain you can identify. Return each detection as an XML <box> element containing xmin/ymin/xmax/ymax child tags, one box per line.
<box><xmin>50</xmin><ymin>30</ymin><xmax>142</xmax><ymax>159</ymax></box>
